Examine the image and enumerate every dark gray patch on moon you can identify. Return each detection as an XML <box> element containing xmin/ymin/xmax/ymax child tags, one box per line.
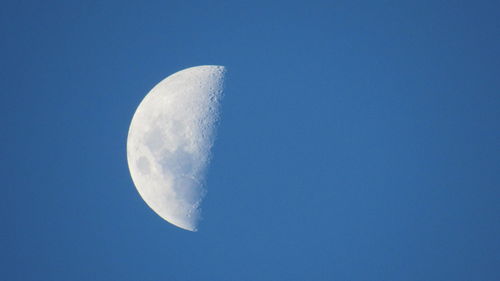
<box><xmin>136</xmin><ymin>156</ymin><xmax>150</xmax><ymax>175</ymax></box>
<box><xmin>160</xmin><ymin>149</ymin><xmax>196</xmax><ymax>176</ymax></box>
<box><xmin>144</xmin><ymin>126</ymin><xmax>165</xmax><ymax>152</ymax></box>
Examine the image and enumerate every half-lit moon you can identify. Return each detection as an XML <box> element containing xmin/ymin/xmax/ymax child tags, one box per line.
<box><xmin>127</xmin><ymin>65</ymin><xmax>225</xmax><ymax>231</ymax></box>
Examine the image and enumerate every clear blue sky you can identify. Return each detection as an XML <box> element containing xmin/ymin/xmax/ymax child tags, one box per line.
<box><xmin>1</xmin><ymin>1</ymin><xmax>499</xmax><ymax>280</ymax></box>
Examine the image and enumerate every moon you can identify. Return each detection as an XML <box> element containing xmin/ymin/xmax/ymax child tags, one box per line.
<box><xmin>127</xmin><ymin>65</ymin><xmax>226</xmax><ymax>231</ymax></box>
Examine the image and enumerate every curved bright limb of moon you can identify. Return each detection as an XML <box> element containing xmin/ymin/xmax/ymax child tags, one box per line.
<box><xmin>127</xmin><ymin>65</ymin><xmax>226</xmax><ymax>231</ymax></box>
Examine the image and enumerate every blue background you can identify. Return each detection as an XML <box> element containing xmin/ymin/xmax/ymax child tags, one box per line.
<box><xmin>1</xmin><ymin>1</ymin><xmax>499</xmax><ymax>280</ymax></box>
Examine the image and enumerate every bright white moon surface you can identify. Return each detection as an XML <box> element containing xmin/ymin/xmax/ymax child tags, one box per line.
<box><xmin>127</xmin><ymin>65</ymin><xmax>226</xmax><ymax>231</ymax></box>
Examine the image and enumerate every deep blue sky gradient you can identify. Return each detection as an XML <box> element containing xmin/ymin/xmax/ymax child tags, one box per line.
<box><xmin>1</xmin><ymin>1</ymin><xmax>499</xmax><ymax>280</ymax></box>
